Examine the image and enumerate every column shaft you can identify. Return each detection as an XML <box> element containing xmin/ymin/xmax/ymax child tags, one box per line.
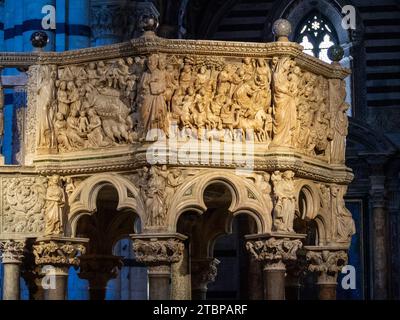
<box><xmin>44</xmin><ymin>268</ymin><xmax>68</xmax><ymax>300</ymax></box>
<box><xmin>263</xmin><ymin>267</ymin><xmax>286</xmax><ymax>300</ymax></box>
<box><xmin>148</xmin><ymin>265</ymin><xmax>171</xmax><ymax>300</ymax></box>
<box><xmin>2</xmin><ymin>263</ymin><xmax>21</xmax><ymax>300</ymax></box>
<box><xmin>372</xmin><ymin>206</ymin><xmax>389</xmax><ymax>299</ymax></box>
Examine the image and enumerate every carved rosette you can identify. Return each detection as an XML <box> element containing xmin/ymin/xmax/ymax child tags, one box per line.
<box><xmin>132</xmin><ymin>238</ymin><xmax>184</xmax><ymax>266</ymax></box>
<box><xmin>306</xmin><ymin>249</ymin><xmax>348</xmax><ymax>283</ymax></box>
<box><xmin>191</xmin><ymin>258</ymin><xmax>220</xmax><ymax>290</ymax></box>
<box><xmin>246</xmin><ymin>237</ymin><xmax>303</xmax><ymax>270</ymax></box>
<box><xmin>33</xmin><ymin>240</ymin><xmax>86</xmax><ymax>267</ymax></box>
<box><xmin>0</xmin><ymin>239</ymin><xmax>26</xmax><ymax>263</ymax></box>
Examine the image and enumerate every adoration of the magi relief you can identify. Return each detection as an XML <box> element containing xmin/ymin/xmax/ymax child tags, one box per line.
<box><xmin>34</xmin><ymin>51</ymin><xmax>348</xmax><ymax>163</ymax></box>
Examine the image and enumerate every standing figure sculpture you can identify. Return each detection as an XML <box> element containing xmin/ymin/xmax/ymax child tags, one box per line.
<box><xmin>37</xmin><ymin>65</ymin><xmax>58</xmax><ymax>149</ymax></box>
<box><xmin>331</xmin><ymin>102</ymin><xmax>349</xmax><ymax>164</ymax></box>
<box><xmin>139</xmin><ymin>54</ymin><xmax>168</xmax><ymax>139</ymax></box>
<box><xmin>270</xmin><ymin>57</ymin><xmax>298</xmax><ymax>148</ymax></box>
<box><xmin>271</xmin><ymin>170</ymin><xmax>296</xmax><ymax>232</ymax></box>
<box><xmin>44</xmin><ymin>175</ymin><xmax>66</xmax><ymax>236</ymax></box>
<box><xmin>331</xmin><ymin>185</ymin><xmax>355</xmax><ymax>242</ymax></box>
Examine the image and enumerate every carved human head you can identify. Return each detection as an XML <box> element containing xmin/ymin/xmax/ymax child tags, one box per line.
<box><xmin>67</xmin><ymin>81</ymin><xmax>75</xmax><ymax>90</ymax></box>
<box><xmin>89</xmin><ymin>62</ymin><xmax>96</xmax><ymax>70</ymax></box>
<box><xmin>49</xmin><ymin>175</ymin><xmax>61</xmax><ymax>186</ymax></box>
<box><xmin>56</xmin><ymin>112</ymin><xmax>64</xmax><ymax>121</ymax></box>
<box><xmin>147</xmin><ymin>54</ymin><xmax>158</xmax><ymax>71</ymax></box>
<box><xmin>98</xmin><ymin>61</ymin><xmax>105</xmax><ymax>68</ymax></box>
<box><xmin>263</xmin><ymin>172</ymin><xmax>271</xmax><ymax>181</ymax></box>
<box><xmin>283</xmin><ymin>170</ymin><xmax>294</xmax><ymax>179</ymax></box>
<box><xmin>243</xmin><ymin>57</ymin><xmax>251</xmax><ymax>65</ymax></box>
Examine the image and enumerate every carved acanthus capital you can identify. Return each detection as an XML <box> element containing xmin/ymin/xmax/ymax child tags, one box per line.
<box><xmin>33</xmin><ymin>238</ymin><xmax>87</xmax><ymax>267</ymax></box>
<box><xmin>0</xmin><ymin>239</ymin><xmax>26</xmax><ymax>263</ymax></box>
<box><xmin>191</xmin><ymin>258</ymin><xmax>220</xmax><ymax>290</ymax></box>
<box><xmin>246</xmin><ymin>236</ymin><xmax>303</xmax><ymax>270</ymax></box>
<box><xmin>305</xmin><ymin>247</ymin><xmax>348</xmax><ymax>283</ymax></box>
<box><xmin>132</xmin><ymin>237</ymin><xmax>185</xmax><ymax>266</ymax></box>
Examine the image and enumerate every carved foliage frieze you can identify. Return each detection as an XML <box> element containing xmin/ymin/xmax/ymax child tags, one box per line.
<box><xmin>1</xmin><ymin>176</ymin><xmax>47</xmax><ymax>234</ymax></box>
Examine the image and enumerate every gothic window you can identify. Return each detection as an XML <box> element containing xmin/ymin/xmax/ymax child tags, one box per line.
<box><xmin>296</xmin><ymin>13</ymin><xmax>339</xmax><ymax>63</ymax></box>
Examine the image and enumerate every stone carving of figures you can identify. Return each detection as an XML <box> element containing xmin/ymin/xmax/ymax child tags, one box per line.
<box><xmin>255</xmin><ymin>58</ymin><xmax>271</xmax><ymax>88</ymax></box>
<box><xmin>331</xmin><ymin>185</ymin><xmax>355</xmax><ymax>242</ymax></box>
<box><xmin>66</xmin><ymin>109</ymin><xmax>87</xmax><ymax>149</ymax></box>
<box><xmin>56</xmin><ymin>80</ymin><xmax>70</xmax><ymax>116</ymax></box>
<box><xmin>64</xmin><ymin>177</ymin><xmax>76</xmax><ymax>198</ymax></box>
<box><xmin>271</xmin><ymin>170</ymin><xmax>296</xmax><ymax>232</ymax></box>
<box><xmin>241</xmin><ymin>57</ymin><xmax>255</xmax><ymax>81</ymax></box>
<box><xmin>108</xmin><ymin>58</ymin><xmax>130</xmax><ymax>90</ymax></box>
<box><xmin>44</xmin><ymin>175</ymin><xmax>65</xmax><ymax>236</ymax></box>
<box><xmin>194</xmin><ymin>66</ymin><xmax>210</xmax><ymax>91</ymax></box>
<box><xmin>254</xmin><ymin>172</ymin><xmax>273</xmax><ymax>210</ymax></box>
<box><xmin>37</xmin><ymin>65</ymin><xmax>58</xmax><ymax>149</ymax></box>
<box><xmin>96</xmin><ymin>61</ymin><xmax>108</xmax><ymax>84</ymax></box>
<box><xmin>145</xmin><ymin>166</ymin><xmax>168</xmax><ymax>226</ymax></box>
<box><xmin>78</xmin><ymin>110</ymin><xmax>89</xmax><ymax>134</ymax></box>
<box><xmin>165</xmin><ymin>168</ymin><xmax>185</xmax><ymax>212</ymax></box>
<box><xmin>86</xmin><ymin>108</ymin><xmax>109</xmax><ymax>147</ymax></box>
<box><xmin>271</xmin><ymin>57</ymin><xmax>298</xmax><ymax>148</ymax></box>
<box><xmin>180</xmin><ymin>64</ymin><xmax>193</xmax><ymax>93</ymax></box>
<box><xmin>331</xmin><ymin>102</ymin><xmax>349</xmax><ymax>164</ymax></box>
<box><xmin>54</xmin><ymin>112</ymin><xmax>71</xmax><ymax>151</ymax></box>
<box><xmin>67</xmin><ymin>81</ymin><xmax>81</xmax><ymax>114</ymax></box>
<box><xmin>233</xmin><ymin>80</ymin><xmax>256</xmax><ymax>118</ymax></box>
<box><xmin>217</xmin><ymin>65</ymin><xmax>232</xmax><ymax>96</ymax></box>
<box><xmin>165</xmin><ymin>64</ymin><xmax>179</xmax><ymax>111</ymax></box>
<box><xmin>87</xmin><ymin>62</ymin><xmax>99</xmax><ymax>85</ymax></box>
<box><xmin>139</xmin><ymin>54</ymin><xmax>168</xmax><ymax>138</ymax></box>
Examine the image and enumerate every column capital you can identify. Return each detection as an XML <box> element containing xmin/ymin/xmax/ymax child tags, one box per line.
<box><xmin>33</xmin><ymin>237</ymin><xmax>88</xmax><ymax>268</ymax></box>
<box><xmin>191</xmin><ymin>258</ymin><xmax>220</xmax><ymax>291</ymax></box>
<box><xmin>245</xmin><ymin>232</ymin><xmax>305</xmax><ymax>270</ymax></box>
<box><xmin>305</xmin><ymin>246</ymin><xmax>348</xmax><ymax>284</ymax></box>
<box><xmin>132</xmin><ymin>233</ymin><xmax>186</xmax><ymax>266</ymax></box>
<box><xmin>0</xmin><ymin>239</ymin><xmax>26</xmax><ymax>264</ymax></box>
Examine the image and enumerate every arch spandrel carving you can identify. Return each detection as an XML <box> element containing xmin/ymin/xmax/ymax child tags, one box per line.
<box><xmin>166</xmin><ymin>169</ymin><xmax>273</xmax><ymax>234</ymax></box>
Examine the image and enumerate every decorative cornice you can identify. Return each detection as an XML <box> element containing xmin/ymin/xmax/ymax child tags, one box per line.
<box><xmin>0</xmin><ymin>37</ymin><xmax>349</xmax><ymax>79</ymax></box>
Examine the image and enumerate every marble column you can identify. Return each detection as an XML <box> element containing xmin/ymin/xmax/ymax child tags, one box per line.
<box><xmin>171</xmin><ymin>244</ymin><xmax>191</xmax><ymax>300</ymax></box>
<box><xmin>79</xmin><ymin>254</ymin><xmax>122</xmax><ymax>300</ymax></box>
<box><xmin>305</xmin><ymin>246</ymin><xmax>348</xmax><ymax>300</ymax></box>
<box><xmin>369</xmin><ymin>172</ymin><xmax>389</xmax><ymax>299</ymax></box>
<box><xmin>33</xmin><ymin>236</ymin><xmax>88</xmax><ymax>300</ymax></box>
<box><xmin>191</xmin><ymin>258</ymin><xmax>219</xmax><ymax>300</ymax></box>
<box><xmin>245</xmin><ymin>233</ymin><xmax>304</xmax><ymax>300</ymax></box>
<box><xmin>0</xmin><ymin>239</ymin><xmax>25</xmax><ymax>300</ymax></box>
<box><xmin>132</xmin><ymin>234</ymin><xmax>186</xmax><ymax>300</ymax></box>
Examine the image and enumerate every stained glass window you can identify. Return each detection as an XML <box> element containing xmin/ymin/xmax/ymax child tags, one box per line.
<box><xmin>296</xmin><ymin>13</ymin><xmax>339</xmax><ymax>63</ymax></box>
